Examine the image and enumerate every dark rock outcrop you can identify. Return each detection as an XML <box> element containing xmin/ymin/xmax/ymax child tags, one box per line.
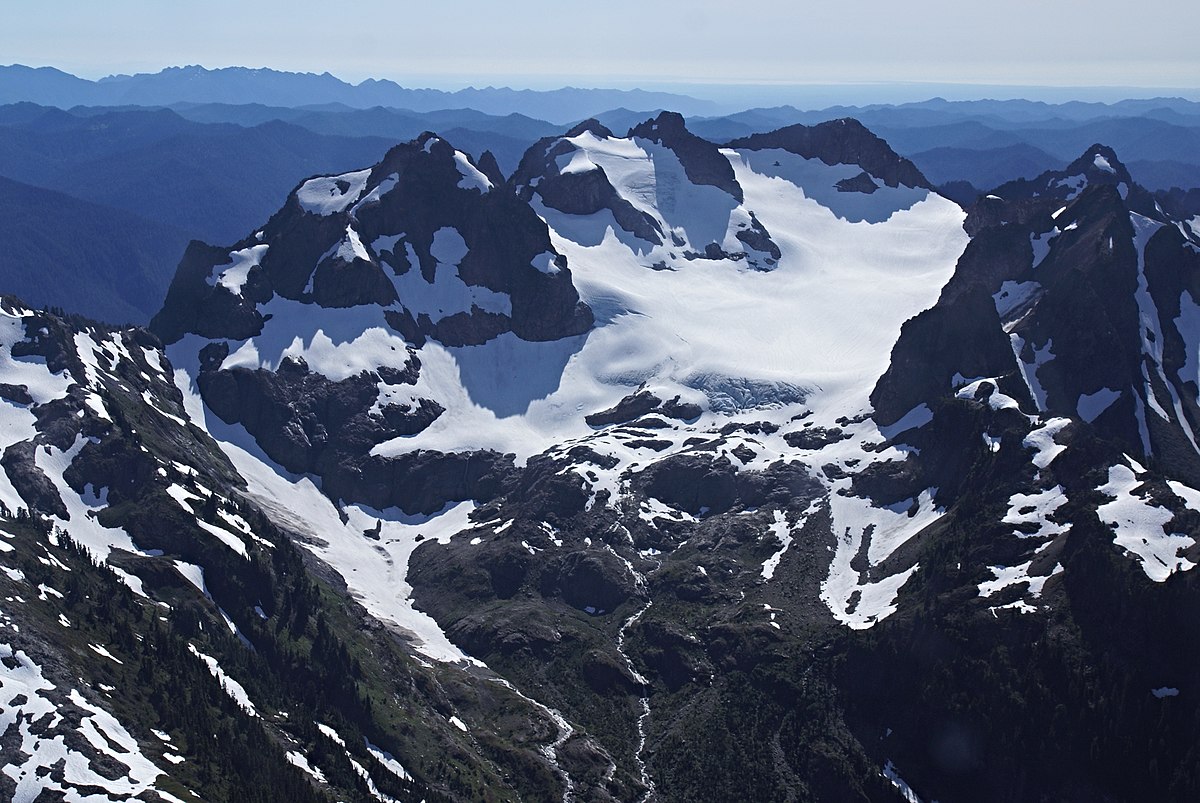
<box><xmin>729</xmin><ymin>118</ymin><xmax>932</xmax><ymax>190</ymax></box>
<box><xmin>835</xmin><ymin>171</ymin><xmax>880</xmax><ymax>194</ymax></box>
<box><xmin>553</xmin><ymin>551</ymin><xmax>638</xmax><ymax>612</ymax></box>
<box><xmin>198</xmin><ymin>354</ymin><xmax>439</xmax><ymax>476</ymax></box>
<box><xmin>586</xmin><ymin>391</ymin><xmax>703</xmax><ymax>427</ymax></box>
<box><xmin>628</xmin><ymin>111</ymin><xmax>743</xmax><ymax>202</ymax></box>
<box><xmin>874</xmin><ymin>144</ymin><xmax>1200</xmax><ymax>489</ymax></box>
<box><xmin>733</xmin><ymin>213</ymin><xmax>782</xmax><ymax>262</ymax></box>
<box><xmin>150</xmin><ymin>241</ymin><xmax>267</xmax><ymax>344</ymax></box>
<box><xmin>2</xmin><ymin>440</ymin><xmax>67</xmax><ymax>518</ymax></box>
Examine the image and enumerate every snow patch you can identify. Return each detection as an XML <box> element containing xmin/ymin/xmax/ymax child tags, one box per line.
<box><xmin>1030</xmin><ymin>230</ymin><xmax>1056</xmax><ymax>269</ymax></box>
<box><xmin>556</xmin><ymin>149</ymin><xmax>599</xmax><ymax>175</ymax></box>
<box><xmin>761</xmin><ymin>504</ymin><xmax>818</xmax><ymax>580</ymax></box>
<box><xmin>365</xmin><ymin>738</ymin><xmax>413</xmax><ymax>781</ymax></box>
<box><xmin>352</xmin><ymin>173</ymin><xmax>400</xmax><ymax>213</ymax></box>
<box><xmin>195</xmin><ymin>519</ymin><xmax>249</xmax><ymax>558</ymax></box>
<box><xmin>1009</xmin><ymin>333</ymin><xmax>1054</xmax><ymax>411</ymax></box>
<box><xmin>1023</xmin><ymin>418</ymin><xmax>1071</xmax><ymax>469</ymax></box>
<box><xmin>216</xmin><ymin>244</ymin><xmax>268</xmax><ymax>295</ymax></box>
<box><xmin>453</xmin><ymin>150</ymin><xmax>492</xmax><ymax>192</ymax></box>
<box><xmin>531</xmin><ymin>251</ymin><xmax>561</xmax><ymax>275</ymax></box>
<box><xmin>1175</xmin><ymin>290</ymin><xmax>1200</xmax><ymax>390</ymax></box>
<box><xmin>287</xmin><ymin>750</ymin><xmax>327</xmax><ymax>783</ymax></box>
<box><xmin>0</xmin><ymin>645</ymin><xmax>176</xmax><ymax>801</ymax></box>
<box><xmin>1002</xmin><ymin>486</ymin><xmax>1069</xmax><ymax>540</ymax></box>
<box><xmin>878</xmin><ymin>404</ymin><xmax>933</xmax><ymax>440</ymax></box>
<box><xmin>326</xmin><ymin>226</ymin><xmax>372</xmax><ymax>265</ymax></box>
<box><xmin>1098</xmin><ymin>463</ymin><xmax>1195</xmax><ymax>582</ymax></box>
<box><xmin>87</xmin><ymin>643</ymin><xmax>123</xmax><ymax>664</ymax></box>
<box><xmin>187</xmin><ymin>644</ymin><xmax>258</xmax><ymax>716</ymax></box>
<box><xmin>978</xmin><ymin>561</ymin><xmax>1062</xmax><ymax>602</ymax></box>
<box><xmin>955</xmin><ymin>378</ymin><xmax>1027</xmax><ymax>415</ymax></box>
<box><xmin>822</xmin><ymin>487</ymin><xmax>939</xmax><ymax>629</ymax></box>
<box><xmin>882</xmin><ymin>759</ymin><xmax>923</xmax><ymax>803</ymax></box>
<box><xmin>317</xmin><ymin>723</ymin><xmax>346</xmax><ymax>746</ymax></box>
<box><xmin>33</xmin><ymin>437</ymin><xmax>148</xmax><ymax>595</ymax></box>
<box><xmin>297</xmin><ymin>168</ymin><xmax>372</xmax><ymax>215</ymax></box>
<box><xmin>390</xmin><ymin>227</ymin><xmax>511</xmax><ymax>318</ymax></box>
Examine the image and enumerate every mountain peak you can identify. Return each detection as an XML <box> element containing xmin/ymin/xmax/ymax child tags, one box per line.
<box><xmin>978</xmin><ymin>142</ymin><xmax>1162</xmax><ymax>226</ymax></box>
<box><xmin>564</xmin><ymin>118</ymin><xmax>613</xmax><ymax>138</ymax></box>
<box><xmin>628</xmin><ymin>111</ymin><xmax>743</xmax><ymax>202</ymax></box>
<box><xmin>1064</xmin><ymin>142</ymin><xmax>1134</xmax><ymax>185</ymax></box>
<box><xmin>627</xmin><ymin>109</ymin><xmax>689</xmax><ymax>138</ymax></box>
<box><xmin>727</xmin><ymin>118</ymin><xmax>932</xmax><ymax>190</ymax></box>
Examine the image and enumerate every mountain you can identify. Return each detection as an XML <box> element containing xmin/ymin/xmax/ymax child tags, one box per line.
<box><xmin>0</xmin><ymin>64</ymin><xmax>717</xmax><ymax>122</ymax></box>
<box><xmin>0</xmin><ymin>104</ymin><xmax>397</xmax><ymax>246</ymax></box>
<box><xmin>906</xmin><ymin>142</ymin><xmax>1064</xmax><ymax>190</ymax></box>
<box><xmin>0</xmin><ymin>104</ymin><xmax>406</xmax><ymax>321</ymax></box>
<box><xmin>1130</xmin><ymin>159</ymin><xmax>1200</xmax><ymax>193</ymax></box>
<box><xmin>5</xmin><ymin>112</ymin><xmax>1200</xmax><ymax>801</ymax></box>
<box><xmin>159</xmin><ymin>102</ymin><xmax>560</xmax><ymax>163</ymax></box>
<box><xmin>0</xmin><ymin>174</ymin><xmax>191</xmax><ymax>322</ymax></box>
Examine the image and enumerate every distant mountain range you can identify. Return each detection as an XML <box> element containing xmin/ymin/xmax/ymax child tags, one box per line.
<box><xmin>0</xmin><ymin>174</ymin><xmax>190</xmax><ymax>323</ymax></box>
<box><xmin>0</xmin><ymin>64</ymin><xmax>719</xmax><ymax>122</ymax></box>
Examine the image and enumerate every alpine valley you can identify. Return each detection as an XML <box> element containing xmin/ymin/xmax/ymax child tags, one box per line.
<box><xmin>2</xmin><ymin>104</ymin><xmax>1200</xmax><ymax>803</ymax></box>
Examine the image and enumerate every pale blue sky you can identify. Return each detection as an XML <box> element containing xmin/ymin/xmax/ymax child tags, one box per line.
<box><xmin>3</xmin><ymin>0</ymin><xmax>1196</xmax><ymax>94</ymax></box>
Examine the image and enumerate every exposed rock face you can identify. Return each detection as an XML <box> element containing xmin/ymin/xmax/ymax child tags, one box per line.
<box><xmin>836</xmin><ymin>171</ymin><xmax>880</xmax><ymax>194</ymax></box>
<box><xmin>733</xmin><ymin>213</ymin><xmax>782</xmax><ymax>261</ymax></box>
<box><xmin>871</xmin><ymin>224</ymin><xmax>1033</xmax><ymax>427</ymax></box>
<box><xmin>0</xmin><ymin>297</ymin><xmax>621</xmax><ymax>803</ymax></box>
<box><xmin>782</xmin><ymin>425</ymin><xmax>846</xmax><ymax>450</ymax></box>
<box><xmin>585</xmin><ymin>390</ymin><xmax>702</xmax><ymax>427</ymax></box>
<box><xmin>398</xmin><ymin>141</ymin><xmax>1200</xmax><ymax>803</ymax></box>
<box><xmin>2</xmin><ymin>440</ymin><xmax>68</xmax><ymax>518</ymax></box>
<box><xmin>554</xmin><ymin>550</ymin><xmax>640</xmax><ymax>612</ymax></box>
<box><xmin>150</xmin><ymin>240</ymin><xmax>273</xmax><ymax>344</ymax></box>
<box><xmin>874</xmin><ymin>146</ymin><xmax>1200</xmax><ymax>484</ymax></box>
<box><xmin>513</xmin><ymin>113</ymin><xmax>789</xmax><ymax>269</ymax></box>
<box><xmin>332</xmin><ymin>448</ymin><xmax>513</xmax><ymax>516</ymax></box>
<box><xmin>198</xmin><ymin>350</ymin><xmax>440</xmax><ymax>474</ymax></box>
<box><xmin>628</xmin><ymin>111</ymin><xmax>744</xmax><ymax>202</ymax></box>
<box><xmin>728</xmin><ymin>118</ymin><xmax>932</xmax><ymax>189</ymax></box>
<box><xmin>475</xmin><ymin>149</ymin><xmax>505</xmax><ymax>187</ymax></box>
<box><xmin>0</xmin><ymin>299</ymin><xmax>241</xmax><ymax>523</ymax></box>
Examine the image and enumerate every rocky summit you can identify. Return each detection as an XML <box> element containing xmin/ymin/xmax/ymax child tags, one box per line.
<box><xmin>3</xmin><ymin>111</ymin><xmax>1200</xmax><ymax>803</ymax></box>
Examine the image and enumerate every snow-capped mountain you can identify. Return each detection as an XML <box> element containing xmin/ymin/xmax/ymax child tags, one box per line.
<box><xmin>4</xmin><ymin>112</ymin><xmax>1200</xmax><ymax>802</ymax></box>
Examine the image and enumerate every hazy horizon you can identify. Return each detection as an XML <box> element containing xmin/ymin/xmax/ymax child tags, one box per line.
<box><xmin>3</xmin><ymin>0</ymin><xmax>1197</xmax><ymax>108</ymax></box>
<box><xmin>6</xmin><ymin>62</ymin><xmax>1200</xmax><ymax>112</ymax></box>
